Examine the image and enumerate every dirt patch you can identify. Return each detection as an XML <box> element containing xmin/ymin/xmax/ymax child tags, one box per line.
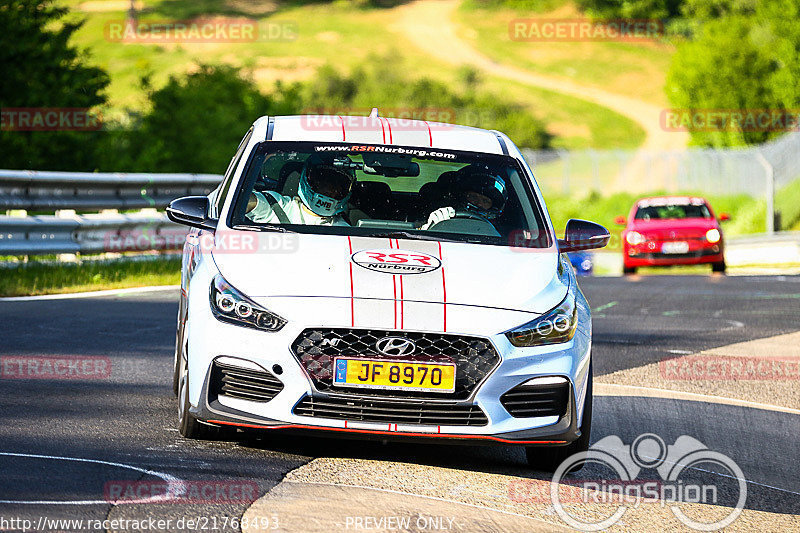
<box><xmin>78</xmin><ymin>0</ymin><xmax>143</xmax><ymax>12</ymax></box>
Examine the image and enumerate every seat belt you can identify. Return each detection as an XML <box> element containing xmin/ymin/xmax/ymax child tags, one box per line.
<box><xmin>263</xmin><ymin>192</ymin><xmax>291</xmax><ymax>224</ymax></box>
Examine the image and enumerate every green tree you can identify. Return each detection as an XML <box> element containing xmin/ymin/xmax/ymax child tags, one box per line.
<box><xmin>666</xmin><ymin>0</ymin><xmax>800</xmax><ymax>146</ymax></box>
<box><xmin>300</xmin><ymin>56</ymin><xmax>552</xmax><ymax>149</ymax></box>
<box><xmin>113</xmin><ymin>65</ymin><xmax>301</xmax><ymax>173</ymax></box>
<box><xmin>0</xmin><ymin>0</ymin><xmax>109</xmax><ymax>170</ymax></box>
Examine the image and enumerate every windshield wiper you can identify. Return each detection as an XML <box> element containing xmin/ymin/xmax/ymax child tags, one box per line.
<box><xmin>364</xmin><ymin>231</ymin><xmax>482</xmax><ymax>244</ymax></box>
<box><xmin>232</xmin><ymin>224</ymin><xmax>296</xmax><ymax>233</ymax></box>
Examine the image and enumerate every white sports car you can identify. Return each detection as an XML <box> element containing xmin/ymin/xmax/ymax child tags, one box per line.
<box><xmin>167</xmin><ymin>113</ymin><xmax>609</xmax><ymax>471</ymax></box>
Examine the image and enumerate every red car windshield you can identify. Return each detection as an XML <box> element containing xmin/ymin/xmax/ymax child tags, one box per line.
<box><xmin>634</xmin><ymin>203</ymin><xmax>711</xmax><ymax>220</ymax></box>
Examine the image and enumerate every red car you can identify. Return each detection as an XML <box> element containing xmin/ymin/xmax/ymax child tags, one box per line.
<box><xmin>617</xmin><ymin>196</ymin><xmax>729</xmax><ymax>274</ymax></box>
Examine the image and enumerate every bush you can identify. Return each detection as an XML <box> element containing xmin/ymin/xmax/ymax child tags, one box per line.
<box><xmin>300</xmin><ymin>58</ymin><xmax>552</xmax><ymax>149</ymax></box>
<box><xmin>102</xmin><ymin>65</ymin><xmax>302</xmax><ymax>173</ymax></box>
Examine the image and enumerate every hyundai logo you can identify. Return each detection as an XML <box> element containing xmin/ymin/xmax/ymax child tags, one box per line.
<box><xmin>375</xmin><ymin>337</ymin><xmax>416</xmax><ymax>357</ymax></box>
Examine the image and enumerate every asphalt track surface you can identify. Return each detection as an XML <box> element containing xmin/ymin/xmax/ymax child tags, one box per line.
<box><xmin>0</xmin><ymin>275</ymin><xmax>798</xmax><ymax>532</ymax></box>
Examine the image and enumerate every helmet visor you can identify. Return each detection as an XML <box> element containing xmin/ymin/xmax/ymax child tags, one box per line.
<box><xmin>306</xmin><ymin>165</ymin><xmax>352</xmax><ymax>201</ymax></box>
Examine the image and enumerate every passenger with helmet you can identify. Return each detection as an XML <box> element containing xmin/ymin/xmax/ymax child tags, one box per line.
<box><xmin>246</xmin><ymin>158</ymin><xmax>354</xmax><ymax>226</ymax></box>
<box><xmin>421</xmin><ymin>168</ymin><xmax>508</xmax><ymax>230</ymax></box>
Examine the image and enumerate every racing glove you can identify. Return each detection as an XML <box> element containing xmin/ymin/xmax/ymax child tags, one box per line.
<box><xmin>421</xmin><ymin>206</ymin><xmax>456</xmax><ymax>230</ymax></box>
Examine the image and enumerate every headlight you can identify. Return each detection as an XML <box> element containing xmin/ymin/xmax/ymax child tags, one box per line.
<box><xmin>210</xmin><ymin>275</ymin><xmax>286</xmax><ymax>332</ymax></box>
<box><xmin>626</xmin><ymin>231</ymin><xmax>645</xmax><ymax>246</ymax></box>
<box><xmin>505</xmin><ymin>292</ymin><xmax>578</xmax><ymax>347</ymax></box>
<box><xmin>705</xmin><ymin>228</ymin><xmax>721</xmax><ymax>243</ymax></box>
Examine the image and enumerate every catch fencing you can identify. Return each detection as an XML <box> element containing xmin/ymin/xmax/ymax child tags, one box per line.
<box><xmin>521</xmin><ymin>131</ymin><xmax>799</xmax><ymax>197</ymax></box>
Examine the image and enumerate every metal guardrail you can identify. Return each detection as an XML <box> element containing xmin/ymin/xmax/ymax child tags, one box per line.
<box><xmin>0</xmin><ymin>213</ymin><xmax>187</xmax><ymax>255</ymax></box>
<box><xmin>0</xmin><ymin>169</ymin><xmax>222</xmax><ymax>211</ymax></box>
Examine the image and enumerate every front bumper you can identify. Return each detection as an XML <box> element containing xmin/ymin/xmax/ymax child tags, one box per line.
<box><xmin>190</xmin><ymin>363</ymin><xmax>582</xmax><ymax>446</ymax></box>
<box><xmin>624</xmin><ymin>242</ymin><xmax>724</xmax><ymax>267</ymax></box>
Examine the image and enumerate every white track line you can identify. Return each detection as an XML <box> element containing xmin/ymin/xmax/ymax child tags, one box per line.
<box><xmin>595</xmin><ymin>382</ymin><xmax>800</xmax><ymax>415</ymax></box>
<box><xmin>0</xmin><ymin>451</ymin><xmax>182</xmax><ymax>505</ymax></box>
<box><xmin>0</xmin><ymin>285</ymin><xmax>179</xmax><ymax>302</ymax></box>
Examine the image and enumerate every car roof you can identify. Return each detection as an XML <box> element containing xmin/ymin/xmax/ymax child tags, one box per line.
<box><xmin>251</xmin><ymin>114</ymin><xmax>508</xmax><ymax>155</ymax></box>
<box><xmin>635</xmin><ymin>196</ymin><xmax>708</xmax><ymax>207</ymax></box>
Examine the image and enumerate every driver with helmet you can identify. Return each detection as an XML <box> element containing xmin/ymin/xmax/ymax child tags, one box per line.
<box><xmin>421</xmin><ymin>168</ymin><xmax>508</xmax><ymax>230</ymax></box>
<box><xmin>246</xmin><ymin>158</ymin><xmax>354</xmax><ymax>226</ymax></box>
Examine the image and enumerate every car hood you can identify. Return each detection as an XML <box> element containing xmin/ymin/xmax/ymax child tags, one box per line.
<box><xmin>211</xmin><ymin>232</ymin><xmax>565</xmax><ymax>314</ymax></box>
<box><xmin>629</xmin><ymin>218</ymin><xmax>719</xmax><ymax>238</ymax></box>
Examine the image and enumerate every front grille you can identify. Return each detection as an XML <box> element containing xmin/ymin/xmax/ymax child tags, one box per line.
<box><xmin>209</xmin><ymin>360</ymin><xmax>283</xmax><ymax>403</ymax></box>
<box><xmin>293</xmin><ymin>395</ymin><xmax>488</xmax><ymax>426</ymax></box>
<box><xmin>500</xmin><ymin>380</ymin><xmax>569</xmax><ymax>418</ymax></box>
<box><xmin>291</xmin><ymin>328</ymin><xmax>500</xmax><ymax>400</ymax></box>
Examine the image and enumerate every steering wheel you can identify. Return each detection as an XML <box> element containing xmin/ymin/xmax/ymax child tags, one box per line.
<box><xmin>451</xmin><ymin>210</ymin><xmax>489</xmax><ymax>222</ymax></box>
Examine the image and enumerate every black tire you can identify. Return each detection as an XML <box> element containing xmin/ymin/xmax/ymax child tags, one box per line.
<box><xmin>622</xmin><ymin>265</ymin><xmax>637</xmax><ymax>275</ymax></box>
<box><xmin>526</xmin><ymin>366</ymin><xmax>592</xmax><ymax>473</ymax></box>
<box><xmin>712</xmin><ymin>260</ymin><xmax>726</xmax><ymax>273</ymax></box>
<box><xmin>172</xmin><ymin>339</ymin><xmax>181</xmax><ymax>398</ymax></box>
<box><xmin>177</xmin><ymin>357</ymin><xmax>219</xmax><ymax>440</ymax></box>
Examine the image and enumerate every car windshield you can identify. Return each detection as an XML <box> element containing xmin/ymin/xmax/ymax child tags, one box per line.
<box><xmin>228</xmin><ymin>141</ymin><xmax>551</xmax><ymax>247</ymax></box>
<box><xmin>634</xmin><ymin>201</ymin><xmax>711</xmax><ymax>220</ymax></box>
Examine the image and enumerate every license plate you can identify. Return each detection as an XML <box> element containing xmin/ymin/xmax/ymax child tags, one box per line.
<box><xmin>662</xmin><ymin>241</ymin><xmax>689</xmax><ymax>254</ymax></box>
<box><xmin>333</xmin><ymin>358</ymin><xmax>456</xmax><ymax>393</ymax></box>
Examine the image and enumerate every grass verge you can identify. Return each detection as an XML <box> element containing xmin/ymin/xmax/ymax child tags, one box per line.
<box><xmin>0</xmin><ymin>256</ymin><xmax>181</xmax><ymax>297</ymax></box>
<box><xmin>456</xmin><ymin>0</ymin><xmax>674</xmax><ymax>106</ymax></box>
<box><xmin>62</xmin><ymin>0</ymin><xmax>646</xmax><ymax>150</ymax></box>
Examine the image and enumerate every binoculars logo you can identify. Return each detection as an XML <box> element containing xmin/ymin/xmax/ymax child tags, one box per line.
<box><xmin>550</xmin><ymin>433</ymin><xmax>747</xmax><ymax>531</ymax></box>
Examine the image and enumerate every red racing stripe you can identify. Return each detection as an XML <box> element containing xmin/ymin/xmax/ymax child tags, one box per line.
<box><xmin>424</xmin><ymin>120</ymin><xmax>433</xmax><ymax>146</ymax></box>
<box><xmin>386</xmin><ymin>119</ymin><xmax>393</xmax><ymax>144</ymax></box>
<box><xmin>380</xmin><ymin>117</ymin><xmax>386</xmax><ymax>144</ymax></box>
<box><xmin>438</xmin><ymin>241</ymin><xmax>447</xmax><ymax>332</ymax></box>
<box><xmin>396</xmin><ymin>239</ymin><xmax>404</xmax><ymax>328</ymax></box>
<box><xmin>338</xmin><ymin>115</ymin><xmax>346</xmax><ymax>141</ymax></box>
<box><xmin>389</xmin><ymin>238</ymin><xmax>397</xmax><ymax>329</ymax></box>
<box><xmin>347</xmin><ymin>236</ymin><xmax>355</xmax><ymax>327</ymax></box>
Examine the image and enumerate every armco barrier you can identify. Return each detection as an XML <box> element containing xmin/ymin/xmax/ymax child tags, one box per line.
<box><xmin>0</xmin><ymin>214</ymin><xmax>187</xmax><ymax>255</ymax></box>
<box><xmin>0</xmin><ymin>169</ymin><xmax>221</xmax><ymax>211</ymax></box>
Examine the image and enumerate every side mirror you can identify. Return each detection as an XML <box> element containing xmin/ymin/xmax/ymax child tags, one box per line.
<box><xmin>719</xmin><ymin>213</ymin><xmax>731</xmax><ymax>222</ymax></box>
<box><xmin>614</xmin><ymin>215</ymin><xmax>627</xmax><ymax>226</ymax></box>
<box><xmin>559</xmin><ymin>219</ymin><xmax>610</xmax><ymax>253</ymax></box>
<box><xmin>166</xmin><ymin>196</ymin><xmax>217</xmax><ymax>230</ymax></box>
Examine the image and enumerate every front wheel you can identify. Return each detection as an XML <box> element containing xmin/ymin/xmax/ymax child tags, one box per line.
<box><xmin>622</xmin><ymin>265</ymin><xmax>636</xmax><ymax>275</ymax></box>
<box><xmin>526</xmin><ymin>366</ymin><xmax>592</xmax><ymax>473</ymax></box>
<box><xmin>712</xmin><ymin>260</ymin><xmax>726</xmax><ymax>273</ymax></box>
